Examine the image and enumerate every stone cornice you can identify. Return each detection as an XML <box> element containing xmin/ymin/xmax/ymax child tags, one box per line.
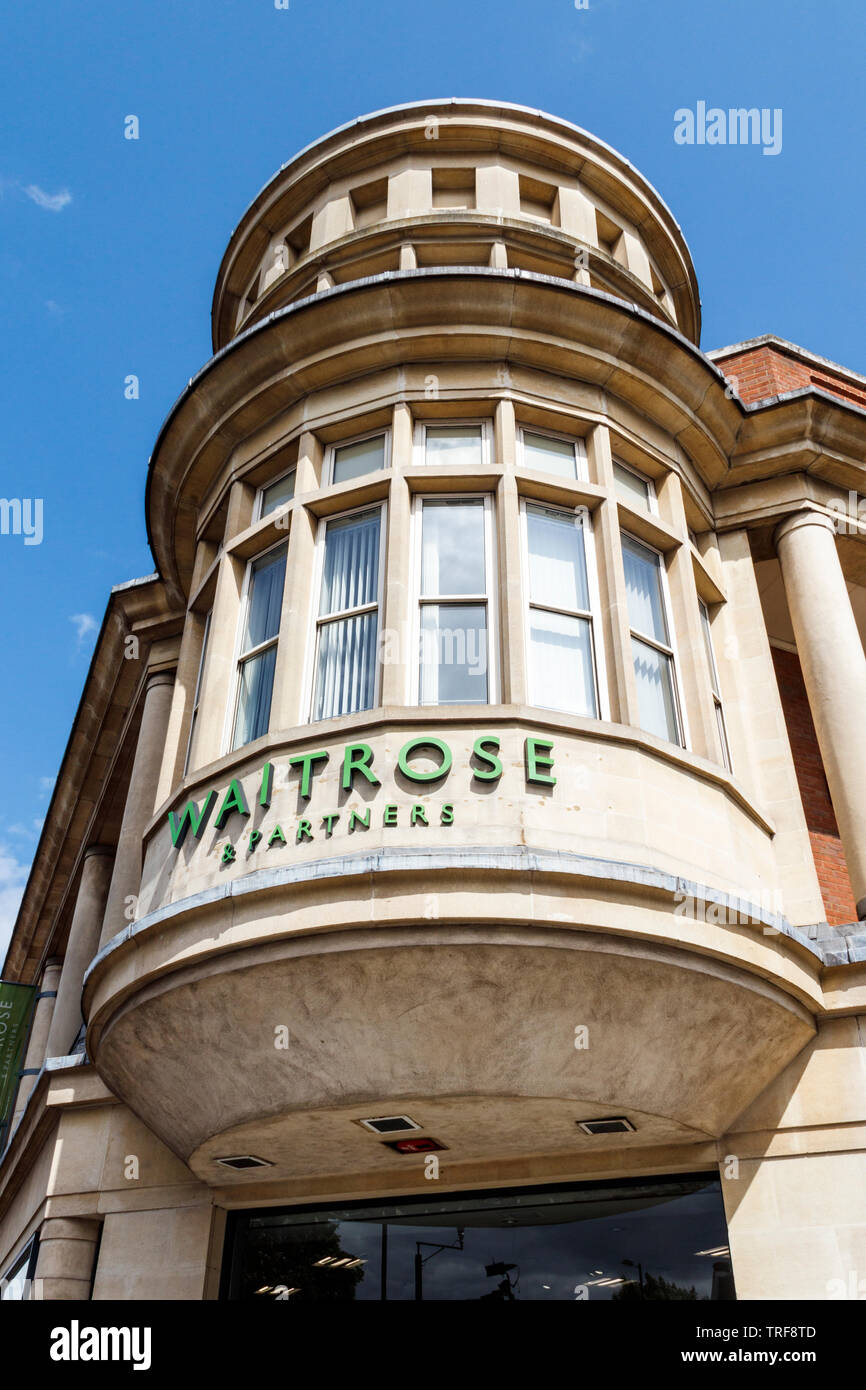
<box><xmin>2</xmin><ymin>579</ymin><xmax>181</xmax><ymax>983</ymax></box>
<box><xmin>148</xmin><ymin>267</ymin><xmax>866</xmax><ymax>602</ymax></box>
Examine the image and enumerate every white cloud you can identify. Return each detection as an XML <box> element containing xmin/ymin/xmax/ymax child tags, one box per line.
<box><xmin>45</xmin><ymin>299</ymin><xmax>65</xmax><ymax>317</ymax></box>
<box><xmin>38</xmin><ymin>776</ymin><xmax>55</xmax><ymax>797</ymax></box>
<box><xmin>69</xmin><ymin>612</ymin><xmax>97</xmax><ymax>646</ymax></box>
<box><xmin>0</xmin><ymin>842</ymin><xmax>30</xmax><ymax>968</ymax></box>
<box><xmin>23</xmin><ymin>184</ymin><xmax>72</xmax><ymax>213</ymax></box>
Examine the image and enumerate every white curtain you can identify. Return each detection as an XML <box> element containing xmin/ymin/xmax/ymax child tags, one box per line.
<box><xmin>527</xmin><ymin>506</ymin><xmax>589</xmax><ymax>611</ymax></box>
<box><xmin>315</xmin><ymin>510</ymin><xmax>380</xmax><ymax>719</ymax></box>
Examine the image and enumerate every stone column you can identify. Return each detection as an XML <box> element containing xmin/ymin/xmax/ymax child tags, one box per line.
<box><xmin>493</xmin><ymin>400</ymin><xmax>527</xmax><ymax>705</ymax></box>
<box><xmin>587</xmin><ymin>424</ymin><xmax>639</xmax><ymax>726</ymax></box>
<box><xmin>775</xmin><ymin>509</ymin><xmax>866</xmax><ymax>917</ymax></box>
<box><xmin>45</xmin><ymin>846</ymin><xmax>114</xmax><ymax>1059</ymax></box>
<box><xmin>34</xmin><ymin>1217</ymin><xmax>101</xmax><ymax>1300</ymax></box>
<box><xmin>380</xmin><ymin>404</ymin><xmax>413</xmax><ymax>706</ymax></box>
<box><xmin>99</xmin><ymin>672</ymin><xmax>175</xmax><ymax>948</ymax></box>
<box><xmin>9</xmin><ymin>959</ymin><xmax>62</xmax><ymax>1130</ymax></box>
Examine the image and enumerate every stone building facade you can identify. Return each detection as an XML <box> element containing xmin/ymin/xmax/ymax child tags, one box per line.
<box><xmin>2</xmin><ymin>101</ymin><xmax>866</xmax><ymax>1302</ymax></box>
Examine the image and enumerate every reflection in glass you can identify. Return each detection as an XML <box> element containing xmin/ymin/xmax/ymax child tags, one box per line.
<box><xmin>420</xmin><ymin>603</ymin><xmax>488</xmax><ymax>704</ymax></box>
<box><xmin>526</xmin><ymin>504</ymin><xmax>597</xmax><ymax>717</ymax></box>
<box><xmin>421</xmin><ymin>499</ymin><xmax>485</xmax><ymax>596</ymax></box>
<box><xmin>614</xmin><ymin>461</ymin><xmax>652</xmax><ymax>508</ymax></box>
<box><xmin>632</xmin><ymin>637</ymin><xmax>679</xmax><ymax>743</ymax></box>
<box><xmin>523</xmin><ymin>431</ymin><xmax>579</xmax><ymax>479</ymax></box>
<box><xmin>231</xmin><ymin>545</ymin><xmax>287</xmax><ymax>750</ymax></box>
<box><xmin>260</xmin><ymin>469</ymin><xmax>296</xmax><ymax>517</ymax></box>
<box><xmin>332</xmin><ymin>435</ymin><xmax>386</xmax><ymax>485</ymax></box>
<box><xmin>226</xmin><ymin>1175</ymin><xmax>735</xmax><ymax>1302</ymax></box>
<box><xmin>425</xmin><ymin>426</ymin><xmax>483</xmax><ymax>470</ymax></box>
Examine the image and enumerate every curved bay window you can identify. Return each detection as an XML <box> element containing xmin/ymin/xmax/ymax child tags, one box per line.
<box><xmin>523</xmin><ymin>501</ymin><xmax>604</xmax><ymax>718</ymax></box>
<box><xmin>230</xmin><ymin>543</ymin><xmax>287</xmax><ymax>750</ymax></box>
<box><xmin>312</xmin><ymin>506</ymin><xmax>384</xmax><ymax>721</ymax></box>
<box><xmin>415</xmin><ymin>495</ymin><xmax>496</xmax><ymax>705</ymax></box>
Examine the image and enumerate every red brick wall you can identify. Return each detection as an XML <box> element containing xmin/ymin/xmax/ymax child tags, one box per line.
<box><xmin>771</xmin><ymin>647</ymin><xmax>856</xmax><ymax>924</ymax></box>
<box><xmin>714</xmin><ymin>344</ymin><xmax>866</xmax><ymax>408</ymax></box>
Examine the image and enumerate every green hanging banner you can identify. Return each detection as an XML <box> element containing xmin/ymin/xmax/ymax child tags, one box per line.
<box><xmin>0</xmin><ymin>983</ymin><xmax>37</xmax><ymax>1139</ymax></box>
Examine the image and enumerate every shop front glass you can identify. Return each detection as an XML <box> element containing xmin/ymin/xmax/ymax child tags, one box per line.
<box><xmin>222</xmin><ymin>1173</ymin><xmax>734</xmax><ymax>1301</ymax></box>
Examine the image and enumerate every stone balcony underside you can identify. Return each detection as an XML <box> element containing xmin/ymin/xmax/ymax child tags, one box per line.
<box><xmin>86</xmin><ymin>918</ymin><xmax>814</xmax><ymax>1184</ymax></box>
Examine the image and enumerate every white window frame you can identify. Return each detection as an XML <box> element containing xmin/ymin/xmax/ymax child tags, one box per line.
<box><xmin>255</xmin><ymin>465</ymin><xmax>297</xmax><ymax>523</ymax></box>
<box><xmin>412</xmin><ymin>418</ymin><xmax>493</xmax><ymax>469</ymax></box>
<box><xmin>519</xmin><ymin>498</ymin><xmax>609</xmax><ymax>721</ymax></box>
<box><xmin>518</xmin><ymin>425</ymin><xmax>588</xmax><ymax>482</ymax></box>
<box><xmin>1</xmin><ymin>1234</ymin><xmax>38</xmax><ymax>1301</ymax></box>
<box><xmin>699</xmin><ymin>599</ymin><xmax>732</xmax><ymax>772</ymax></box>
<box><xmin>613</xmin><ymin>456</ymin><xmax>658</xmax><ymax>513</ymax></box>
<box><xmin>621</xmin><ymin>529</ymin><xmax>688</xmax><ymax>749</ymax></box>
<box><xmin>304</xmin><ymin>500</ymin><xmax>388</xmax><ymax>723</ymax></box>
<box><xmin>325</xmin><ymin>428</ymin><xmax>391</xmax><ymax>488</ymax></box>
<box><xmin>409</xmin><ymin>492</ymin><xmax>499</xmax><ymax>707</ymax></box>
<box><xmin>183</xmin><ymin>607</ymin><xmax>212</xmax><ymax>776</ymax></box>
<box><xmin>224</xmin><ymin>537</ymin><xmax>288</xmax><ymax>753</ymax></box>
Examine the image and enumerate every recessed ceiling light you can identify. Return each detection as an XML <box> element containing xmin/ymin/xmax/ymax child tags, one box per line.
<box><xmin>357</xmin><ymin>1115</ymin><xmax>422</xmax><ymax>1135</ymax></box>
<box><xmin>576</xmin><ymin>1117</ymin><xmax>636</xmax><ymax>1136</ymax></box>
<box><xmin>215</xmin><ymin>1153</ymin><xmax>273</xmax><ymax>1170</ymax></box>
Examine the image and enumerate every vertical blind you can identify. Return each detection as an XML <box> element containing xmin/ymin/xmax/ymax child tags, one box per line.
<box><xmin>314</xmin><ymin>509</ymin><xmax>380</xmax><ymax>720</ymax></box>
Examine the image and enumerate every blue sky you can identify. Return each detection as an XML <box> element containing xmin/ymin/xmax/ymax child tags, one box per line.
<box><xmin>1</xmin><ymin>0</ymin><xmax>864</xmax><ymax>961</ymax></box>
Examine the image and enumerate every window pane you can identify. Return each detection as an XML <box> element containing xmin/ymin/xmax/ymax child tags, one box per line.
<box><xmin>233</xmin><ymin>645</ymin><xmax>278</xmax><ymax>748</ymax></box>
<box><xmin>242</xmin><ymin>547</ymin><xmax>287</xmax><ymax>652</ymax></box>
<box><xmin>614</xmin><ymin>461</ymin><xmax>651</xmax><ymax>507</ymax></box>
<box><xmin>699</xmin><ymin>602</ymin><xmax>720</xmax><ymax>696</ymax></box>
<box><xmin>622</xmin><ymin>535</ymin><xmax>669</xmax><ymax>645</ymax></box>
<box><xmin>332</xmin><ymin>435</ymin><xmax>386</xmax><ymax>485</ymax></box>
<box><xmin>320</xmin><ymin>510</ymin><xmax>380</xmax><ymax>617</ymax></box>
<box><xmin>315</xmin><ymin>612</ymin><xmax>378</xmax><ymax>720</ymax></box>
<box><xmin>425</xmin><ymin>426</ymin><xmax>483</xmax><ymax>470</ymax></box>
<box><xmin>421</xmin><ymin>499</ymin><xmax>486</xmax><ymax>596</ymax></box>
<box><xmin>419</xmin><ymin>603</ymin><xmax>488</xmax><ymax>704</ymax></box>
<box><xmin>260</xmin><ymin>469</ymin><xmax>296</xmax><ymax>517</ymax></box>
<box><xmin>530</xmin><ymin>610</ymin><xmax>597</xmax><ymax>717</ymax></box>
<box><xmin>527</xmin><ymin>505</ymin><xmax>590</xmax><ymax>613</ymax></box>
<box><xmin>715</xmin><ymin>701</ymin><xmax>732</xmax><ymax>770</ymax></box>
<box><xmin>523</xmin><ymin>431</ymin><xmax>578</xmax><ymax>479</ymax></box>
<box><xmin>632</xmin><ymin>637</ymin><xmax>679</xmax><ymax>742</ymax></box>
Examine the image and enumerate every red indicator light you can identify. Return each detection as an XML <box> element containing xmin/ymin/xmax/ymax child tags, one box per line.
<box><xmin>384</xmin><ymin>1136</ymin><xmax>446</xmax><ymax>1154</ymax></box>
